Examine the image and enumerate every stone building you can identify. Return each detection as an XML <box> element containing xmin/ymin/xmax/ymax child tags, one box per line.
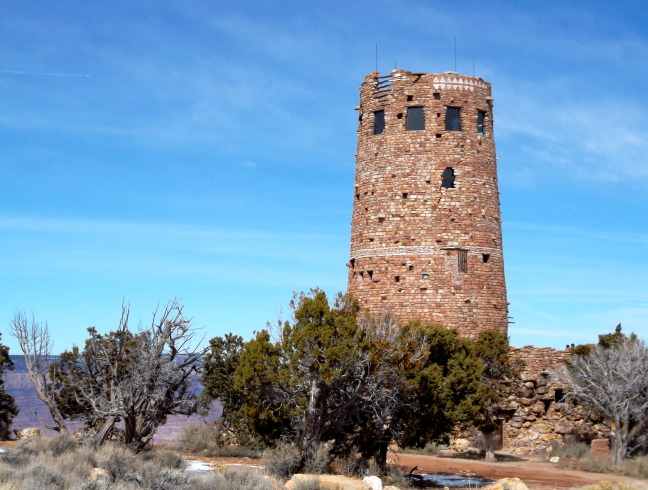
<box><xmin>346</xmin><ymin>70</ymin><xmax>607</xmax><ymax>454</ymax></box>
<box><xmin>347</xmin><ymin>70</ymin><xmax>508</xmax><ymax>338</ymax></box>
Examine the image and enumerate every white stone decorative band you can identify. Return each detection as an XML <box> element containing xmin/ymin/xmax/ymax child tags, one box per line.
<box><xmin>350</xmin><ymin>246</ymin><xmax>501</xmax><ymax>260</ymax></box>
<box><xmin>432</xmin><ymin>75</ymin><xmax>488</xmax><ymax>91</ymax></box>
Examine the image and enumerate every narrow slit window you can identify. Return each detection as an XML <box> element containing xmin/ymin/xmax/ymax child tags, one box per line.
<box><xmin>406</xmin><ymin>106</ymin><xmax>425</xmax><ymax>130</ymax></box>
<box><xmin>482</xmin><ymin>254</ymin><xmax>490</xmax><ymax>263</ymax></box>
<box><xmin>402</xmin><ymin>192</ymin><xmax>408</xmax><ymax>199</ymax></box>
<box><xmin>374</xmin><ymin>110</ymin><xmax>385</xmax><ymax>135</ymax></box>
<box><xmin>367</xmin><ymin>270</ymin><xmax>374</xmax><ymax>280</ymax></box>
<box><xmin>441</xmin><ymin>168</ymin><xmax>455</xmax><ymax>188</ymax></box>
<box><xmin>445</xmin><ymin>107</ymin><xmax>462</xmax><ymax>131</ymax></box>
<box><xmin>458</xmin><ymin>250</ymin><xmax>468</xmax><ymax>273</ymax></box>
<box><xmin>554</xmin><ymin>388</ymin><xmax>565</xmax><ymax>403</ymax></box>
<box><xmin>477</xmin><ymin>110</ymin><xmax>486</xmax><ymax>134</ymax></box>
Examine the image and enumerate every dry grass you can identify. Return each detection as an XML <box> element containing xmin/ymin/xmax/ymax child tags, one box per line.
<box><xmin>171</xmin><ymin>422</ymin><xmax>260</xmax><ymax>458</ymax></box>
<box><xmin>0</xmin><ymin>434</ymin><xmax>272</xmax><ymax>489</ymax></box>
<box><xmin>550</xmin><ymin>440</ymin><xmax>648</xmax><ymax>480</ymax></box>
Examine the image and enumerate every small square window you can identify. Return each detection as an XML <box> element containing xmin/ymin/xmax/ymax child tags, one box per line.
<box><xmin>407</xmin><ymin>95</ymin><xmax>413</xmax><ymax>101</ymax></box>
<box><xmin>406</xmin><ymin>106</ymin><xmax>425</xmax><ymax>130</ymax></box>
<box><xmin>482</xmin><ymin>253</ymin><xmax>490</xmax><ymax>263</ymax></box>
<box><xmin>477</xmin><ymin>110</ymin><xmax>486</xmax><ymax>134</ymax></box>
<box><xmin>445</xmin><ymin>107</ymin><xmax>461</xmax><ymax>131</ymax></box>
<box><xmin>402</xmin><ymin>192</ymin><xmax>408</xmax><ymax>199</ymax></box>
<box><xmin>374</xmin><ymin>110</ymin><xmax>385</xmax><ymax>135</ymax></box>
<box><xmin>408</xmin><ymin>265</ymin><xmax>414</xmax><ymax>271</ymax></box>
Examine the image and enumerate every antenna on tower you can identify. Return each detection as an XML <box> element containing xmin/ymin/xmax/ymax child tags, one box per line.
<box><xmin>375</xmin><ymin>43</ymin><xmax>378</xmax><ymax>73</ymax></box>
<box><xmin>454</xmin><ymin>37</ymin><xmax>457</xmax><ymax>72</ymax></box>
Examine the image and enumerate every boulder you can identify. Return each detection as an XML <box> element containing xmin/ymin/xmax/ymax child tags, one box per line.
<box><xmin>362</xmin><ymin>475</ymin><xmax>383</xmax><ymax>490</ymax></box>
<box><xmin>452</xmin><ymin>438</ymin><xmax>470</xmax><ymax>452</ymax></box>
<box><xmin>14</xmin><ymin>427</ymin><xmax>40</xmax><ymax>440</ymax></box>
<box><xmin>590</xmin><ymin>438</ymin><xmax>610</xmax><ymax>455</ymax></box>
<box><xmin>285</xmin><ymin>474</ymin><xmax>372</xmax><ymax>490</ymax></box>
<box><xmin>483</xmin><ymin>477</ymin><xmax>529</xmax><ymax>490</ymax></box>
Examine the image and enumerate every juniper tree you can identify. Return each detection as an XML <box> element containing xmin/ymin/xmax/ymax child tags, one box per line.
<box><xmin>0</xmin><ymin>333</ymin><xmax>18</xmax><ymax>439</ymax></box>
<box><xmin>560</xmin><ymin>330</ymin><xmax>648</xmax><ymax>463</ymax></box>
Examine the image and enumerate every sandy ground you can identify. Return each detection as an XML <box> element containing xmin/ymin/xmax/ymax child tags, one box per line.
<box><xmin>183</xmin><ymin>450</ymin><xmax>648</xmax><ymax>490</ymax></box>
<box><xmin>2</xmin><ymin>440</ymin><xmax>647</xmax><ymax>489</ymax></box>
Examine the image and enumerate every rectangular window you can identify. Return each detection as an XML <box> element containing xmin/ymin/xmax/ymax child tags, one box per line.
<box><xmin>445</xmin><ymin>107</ymin><xmax>461</xmax><ymax>131</ymax></box>
<box><xmin>458</xmin><ymin>250</ymin><xmax>468</xmax><ymax>273</ymax></box>
<box><xmin>477</xmin><ymin>110</ymin><xmax>486</xmax><ymax>134</ymax></box>
<box><xmin>374</xmin><ymin>110</ymin><xmax>385</xmax><ymax>135</ymax></box>
<box><xmin>406</xmin><ymin>106</ymin><xmax>425</xmax><ymax>130</ymax></box>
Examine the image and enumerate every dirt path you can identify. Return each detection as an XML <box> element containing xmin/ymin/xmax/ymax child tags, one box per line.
<box><xmin>185</xmin><ymin>451</ymin><xmax>648</xmax><ymax>490</ymax></box>
<box><xmin>3</xmin><ymin>440</ymin><xmax>647</xmax><ymax>490</ymax></box>
<box><xmin>391</xmin><ymin>452</ymin><xmax>648</xmax><ymax>490</ymax></box>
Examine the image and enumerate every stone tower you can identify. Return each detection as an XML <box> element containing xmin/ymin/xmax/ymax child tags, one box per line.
<box><xmin>347</xmin><ymin>69</ymin><xmax>508</xmax><ymax>337</ymax></box>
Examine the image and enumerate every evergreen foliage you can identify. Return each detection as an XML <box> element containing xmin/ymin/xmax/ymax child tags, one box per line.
<box><xmin>0</xmin><ymin>333</ymin><xmax>18</xmax><ymax>439</ymax></box>
<box><xmin>201</xmin><ymin>289</ymin><xmax>516</xmax><ymax>471</ymax></box>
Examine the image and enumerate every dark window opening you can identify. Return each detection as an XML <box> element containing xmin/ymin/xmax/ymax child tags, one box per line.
<box><xmin>367</xmin><ymin>270</ymin><xmax>374</xmax><ymax>280</ymax></box>
<box><xmin>458</xmin><ymin>250</ymin><xmax>468</xmax><ymax>273</ymax></box>
<box><xmin>378</xmin><ymin>217</ymin><xmax>385</xmax><ymax>223</ymax></box>
<box><xmin>554</xmin><ymin>388</ymin><xmax>565</xmax><ymax>403</ymax></box>
<box><xmin>395</xmin><ymin>276</ymin><xmax>400</xmax><ymax>282</ymax></box>
<box><xmin>360</xmin><ymin>271</ymin><xmax>364</xmax><ymax>279</ymax></box>
<box><xmin>408</xmin><ymin>265</ymin><xmax>414</xmax><ymax>271</ymax></box>
<box><xmin>433</xmin><ymin>92</ymin><xmax>440</xmax><ymax>100</ymax></box>
<box><xmin>482</xmin><ymin>254</ymin><xmax>490</xmax><ymax>263</ymax></box>
<box><xmin>407</xmin><ymin>95</ymin><xmax>413</xmax><ymax>101</ymax></box>
<box><xmin>436</xmin><ymin>113</ymin><xmax>441</xmax><ymax>117</ymax></box>
<box><xmin>397</xmin><ymin>113</ymin><xmax>403</xmax><ymax>119</ymax></box>
<box><xmin>441</xmin><ymin>167</ymin><xmax>455</xmax><ymax>188</ymax></box>
<box><xmin>406</xmin><ymin>106</ymin><xmax>425</xmax><ymax>130</ymax></box>
<box><xmin>368</xmin><ymin>238</ymin><xmax>374</xmax><ymax>243</ymax></box>
<box><xmin>422</xmin><ymin>274</ymin><xmax>429</xmax><ymax>279</ymax></box>
<box><xmin>445</xmin><ymin>107</ymin><xmax>462</xmax><ymax>131</ymax></box>
<box><xmin>477</xmin><ymin>110</ymin><xmax>486</xmax><ymax>134</ymax></box>
<box><xmin>435</xmin><ymin>134</ymin><xmax>442</xmax><ymax>138</ymax></box>
<box><xmin>381</xmin><ymin>295</ymin><xmax>387</xmax><ymax>300</ymax></box>
<box><xmin>373</xmin><ymin>110</ymin><xmax>385</xmax><ymax>135</ymax></box>
<box><xmin>350</xmin><ymin>259</ymin><xmax>355</xmax><ymax>269</ymax></box>
<box><xmin>402</xmin><ymin>192</ymin><xmax>408</xmax><ymax>199</ymax></box>
<box><xmin>425</xmin><ymin>179</ymin><xmax>431</xmax><ymax>184</ymax></box>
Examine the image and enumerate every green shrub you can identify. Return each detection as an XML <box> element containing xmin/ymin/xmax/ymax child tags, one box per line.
<box><xmin>263</xmin><ymin>442</ymin><xmax>301</xmax><ymax>479</ymax></box>
<box><xmin>172</xmin><ymin>421</ymin><xmax>261</xmax><ymax>458</ymax></box>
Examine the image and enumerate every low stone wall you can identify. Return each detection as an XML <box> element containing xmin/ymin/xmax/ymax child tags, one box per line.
<box><xmin>501</xmin><ymin>346</ymin><xmax>609</xmax><ymax>454</ymax></box>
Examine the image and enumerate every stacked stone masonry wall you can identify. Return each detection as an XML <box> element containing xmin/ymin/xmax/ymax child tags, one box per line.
<box><xmin>347</xmin><ymin>70</ymin><xmax>508</xmax><ymax>337</ymax></box>
<box><xmin>500</xmin><ymin>346</ymin><xmax>609</xmax><ymax>454</ymax></box>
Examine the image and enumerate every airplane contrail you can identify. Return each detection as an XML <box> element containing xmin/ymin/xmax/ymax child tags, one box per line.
<box><xmin>0</xmin><ymin>70</ymin><xmax>90</xmax><ymax>78</ymax></box>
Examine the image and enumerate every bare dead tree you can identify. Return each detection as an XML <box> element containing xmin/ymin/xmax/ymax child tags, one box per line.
<box><xmin>558</xmin><ymin>337</ymin><xmax>648</xmax><ymax>463</ymax></box>
<box><xmin>64</xmin><ymin>300</ymin><xmax>207</xmax><ymax>451</ymax></box>
<box><xmin>10</xmin><ymin>312</ymin><xmax>69</xmax><ymax>434</ymax></box>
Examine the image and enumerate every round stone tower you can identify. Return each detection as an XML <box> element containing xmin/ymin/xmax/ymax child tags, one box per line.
<box><xmin>347</xmin><ymin>69</ymin><xmax>508</xmax><ymax>337</ymax></box>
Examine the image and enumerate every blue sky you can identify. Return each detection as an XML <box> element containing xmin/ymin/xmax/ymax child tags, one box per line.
<box><xmin>1</xmin><ymin>0</ymin><xmax>646</xmax><ymax>352</ymax></box>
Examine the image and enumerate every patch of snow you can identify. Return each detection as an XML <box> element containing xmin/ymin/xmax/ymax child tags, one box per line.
<box><xmin>420</xmin><ymin>473</ymin><xmax>493</xmax><ymax>487</ymax></box>
<box><xmin>185</xmin><ymin>460</ymin><xmax>215</xmax><ymax>473</ymax></box>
